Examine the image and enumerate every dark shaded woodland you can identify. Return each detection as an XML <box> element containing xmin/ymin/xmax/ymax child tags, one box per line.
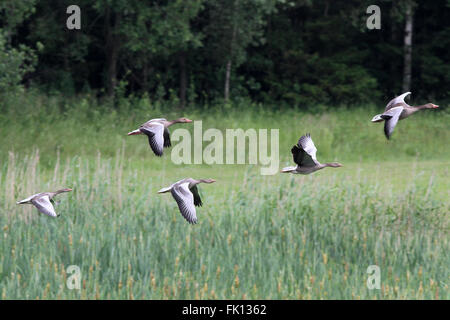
<box><xmin>1</xmin><ymin>1</ymin><xmax>449</xmax><ymax>107</ymax></box>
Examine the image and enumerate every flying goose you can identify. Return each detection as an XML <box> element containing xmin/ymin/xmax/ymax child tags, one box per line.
<box><xmin>16</xmin><ymin>188</ymin><xmax>72</xmax><ymax>217</ymax></box>
<box><xmin>128</xmin><ymin>117</ymin><xmax>192</xmax><ymax>156</ymax></box>
<box><xmin>371</xmin><ymin>92</ymin><xmax>438</xmax><ymax>139</ymax></box>
<box><xmin>281</xmin><ymin>134</ymin><xmax>343</xmax><ymax>174</ymax></box>
<box><xmin>158</xmin><ymin>178</ymin><xmax>216</xmax><ymax>224</ymax></box>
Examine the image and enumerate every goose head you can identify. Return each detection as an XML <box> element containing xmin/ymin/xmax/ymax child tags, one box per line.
<box><xmin>199</xmin><ymin>178</ymin><xmax>216</xmax><ymax>184</ymax></box>
<box><xmin>56</xmin><ymin>188</ymin><xmax>73</xmax><ymax>194</ymax></box>
<box><xmin>174</xmin><ymin>117</ymin><xmax>193</xmax><ymax>123</ymax></box>
<box><xmin>325</xmin><ymin>162</ymin><xmax>343</xmax><ymax>168</ymax></box>
<box><xmin>424</xmin><ymin>103</ymin><xmax>439</xmax><ymax>109</ymax></box>
<box><xmin>127</xmin><ymin>129</ymin><xmax>142</xmax><ymax>136</ymax></box>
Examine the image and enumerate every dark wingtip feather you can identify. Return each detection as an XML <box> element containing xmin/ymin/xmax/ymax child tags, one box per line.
<box><xmin>163</xmin><ymin>129</ymin><xmax>172</xmax><ymax>148</ymax></box>
<box><xmin>194</xmin><ymin>199</ymin><xmax>203</xmax><ymax>207</ymax></box>
<box><xmin>383</xmin><ymin>123</ymin><xmax>391</xmax><ymax>140</ymax></box>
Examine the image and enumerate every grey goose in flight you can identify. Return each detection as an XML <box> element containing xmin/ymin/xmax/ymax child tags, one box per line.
<box><xmin>371</xmin><ymin>92</ymin><xmax>438</xmax><ymax>139</ymax></box>
<box><xmin>158</xmin><ymin>178</ymin><xmax>216</xmax><ymax>224</ymax></box>
<box><xmin>281</xmin><ymin>134</ymin><xmax>343</xmax><ymax>174</ymax></box>
<box><xmin>17</xmin><ymin>188</ymin><xmax>72</xmax><ymax>217</ymax></box>
<box><xmin>128</xmin><ymin>117</ymin><xmax>192</xmax><ymax>156</ymax></box>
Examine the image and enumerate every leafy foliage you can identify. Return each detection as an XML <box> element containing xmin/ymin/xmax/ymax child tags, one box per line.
<box><xmin>0</xmin><ymin>30</ymin><xmax>36</xmax><ymax>92</ymax></box>
<box><xmin>1</xmin><ymin>1</ymin><xmax>449</xmax><ymax>104</ymax></box>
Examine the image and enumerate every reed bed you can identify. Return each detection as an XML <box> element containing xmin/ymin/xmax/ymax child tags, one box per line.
<box><xmin>0</xmin><ymin>151</ymin><xmax>448</xmax><ymax>299</ymax></box>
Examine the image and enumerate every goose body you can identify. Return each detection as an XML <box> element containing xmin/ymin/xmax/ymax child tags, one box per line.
<box><xmin>16</xmin><ymin>188</ymin><xmax>72</xmax><ymax>217</ymax></box>
<box><xmin>281</xmin><ymin>134</ymin><xmax>342</xmax><ymax>175</ymax></box>
<box><xmin>128</xmin><ymin>117</ymin><xmax>192</xmax><ymax>156</ymax></box>
<box><xmin>371</xmin><ymin>92</ymin><xmax>438</xmax><ymax>139</ymax></box>
<box><xmin>158</xmin><ymin>178</ymin><xmax>216</xmax><ymax>224</ymax></box>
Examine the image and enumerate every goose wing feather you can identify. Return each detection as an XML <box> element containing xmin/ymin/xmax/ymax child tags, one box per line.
<box><xmin>293</xmin><ymin>134</ymin><xmax>318</xmax><ymax>167</ymax></box>
<box><xmin>163</xmin><ymin>128</ymin><xmax>171</xmax><ymax>148</ymax></box>
<box><xmin>141</xmin><ymin>118</ymin><xmax>166</xmax><ymax>126</ymax></box>
<box><xmin>291</xmin><ymin>145</ymin><xmax>302</xmax><ymax>165</ymax></box>
<box><xmin>189</xmin><ymin>185</ymin><xmax>203</xmax><ymax>207</ymax></box>
<box><xmin>385</xmin><ymin>92</ymin><xmax>411</xmax><ymax>112</ymax></box>
<box><xmin>381</xmin><ymin>106</ymin><xmax>403</xmax><ymax>139</ymax></box>
<box><xmin>171</xmin><ymin>182</ymin><xmax>198</xmax><ymax>224</ymax></box>
<box><xmin>140</xmin><ymin>122</ymin><xmax>165</xmax><ymax>156</ymax></box>
<box><xmin>148</xmin><ymin>118</ymin><xmax>167</xmax><ymax>123</ymax></box>
<box><xmin>32</xmin><ymin>195</ymin><xmax>58</xmax><ymax>217</ymax></box>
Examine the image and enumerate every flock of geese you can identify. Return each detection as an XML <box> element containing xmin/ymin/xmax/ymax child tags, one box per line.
<box><xmin>17</xmin><ymin>92</ymin><xmax>438</xmax><ymax>224</ymax></box>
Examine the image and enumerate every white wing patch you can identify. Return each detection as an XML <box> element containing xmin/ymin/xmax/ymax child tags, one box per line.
<box><xmin>300</xmin><ymin>135</ymin><xmax>318</xmax><ymax>162</ymax></box>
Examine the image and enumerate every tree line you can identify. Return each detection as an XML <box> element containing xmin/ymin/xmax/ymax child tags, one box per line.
<box><xmin>0</xmin><ymin>0</ymin><xmax>449</xmax><ymax>107</ymax></box>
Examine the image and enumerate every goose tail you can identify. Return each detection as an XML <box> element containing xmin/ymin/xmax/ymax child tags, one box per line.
<box><xmin>371</xmin><ymin>114</ymin><xmax>384</xmax><ymax>123</ymax></box>
<box><xmin>281</xmin><ymin>166</ymin><xmax>297</xmax><ymax>173</ymax></box>
<box><xmin>158</xmin><ymin>186</ymin><xmax>172</xmax><ymax>193</ymax></box>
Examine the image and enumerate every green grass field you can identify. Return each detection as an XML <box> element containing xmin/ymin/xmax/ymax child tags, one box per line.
<box><xmin>0</xmin><ymin>94</ymin><xmax>448</xmax><ymax>299</ymax></box>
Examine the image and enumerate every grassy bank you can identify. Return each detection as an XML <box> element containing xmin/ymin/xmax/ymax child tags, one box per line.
<box><xmin>1</xmin><ymin>92</ymin><xmax>449</xmax><ymax>165</ymax></box>
<box><xmin>0</xmin><ymin>93</ymin><xmax>448</xmax><ymax>299</ymax></box>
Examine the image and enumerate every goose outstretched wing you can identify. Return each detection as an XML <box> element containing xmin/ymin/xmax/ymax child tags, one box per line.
<box><xmin>385</xmin><ymin>92</ymin><xmax>411</xmax><ymax>112</ymax></box>
<box><xmin>32</xmin><ymin>196</ymin><xmax>58</xmax><ymax>217</ymax></box>
<box><xmin>381</xmin><ymin>106</ymin><xmax>403</xmax><ymax>139</ymax></box>
<box><xmin>171</xmin><ymin>182</ymin><xmax>198</xmax><ymax>224</ymax></box>
<box><xmin>292</xmin><ymin>134</ymin><xmax>318</xmax><ymax>167</ymax></box>
<box><xmin>140</xmin><ymin>122</ymin><xmax>165</xmax><ymax>156</ymax></box>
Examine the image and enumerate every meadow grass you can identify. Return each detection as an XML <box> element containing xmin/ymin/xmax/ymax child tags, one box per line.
<box><xmin>0</xmin><ymin>93</ymin><xmax>448</xmax><ymax>299</ymax></box>
<box><xmin>1</xmin><ymin>91</ymin><xmax>449</xmax><ymax>166</ymax></box>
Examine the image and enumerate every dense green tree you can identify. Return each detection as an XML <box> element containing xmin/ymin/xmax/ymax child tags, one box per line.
<box><xmin>119</xmin><ymin>0</ymin><xmax>204</xmax><ymax>106</ymax></box>
<box><xmin>0</xmin><ymin>0</ymin><xmax>37</xmax><ymax>93</ymax></box>
<box><xmin>27</xmin><ymin>0</ymin><xmax>90</xmax><ymax>94</ymax></box>
<box><xmin>0</xmin><ymin>31</ymin><xmax>36</xmax><ymax>92</ymax></box>
<box><xmin>0</xmin><ymin>0</ymin><xmax>448</xmax><ymax>105</ymax></box>
<box><xmin>204</xmin><ymin>0</ymin><xmax>280</xmax><ymax>101</ymax></box>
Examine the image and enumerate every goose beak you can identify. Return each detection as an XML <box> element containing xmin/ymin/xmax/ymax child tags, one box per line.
<box><xmin>127</xmin><ymin>129</ymin><xmax>142</xmax><ymax>135</ymax></box>
<box><xmin>185</xmin><ymin>119</ymin><xmax>193</xmax><ymax>123</ymax></box>
<box><xmin>432</xmin><ymin>104</ymin><xmax>439</xmax><ymax>108</ymax></box>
